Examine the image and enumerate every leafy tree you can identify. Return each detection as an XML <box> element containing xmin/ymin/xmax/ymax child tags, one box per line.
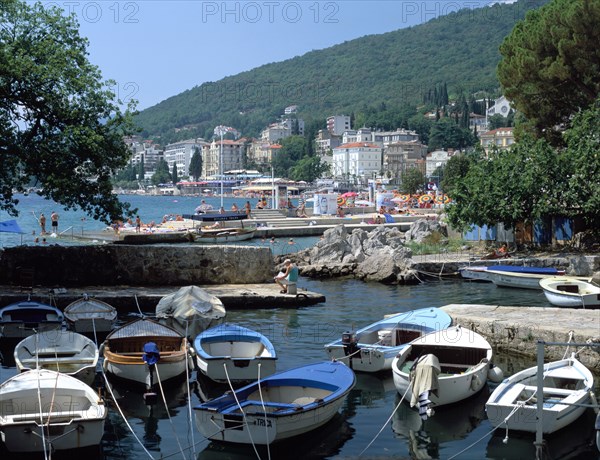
<box><xmin>440</xmin><ymin>154</ymin><xmax>471</xmax><ymax>195</ymax></box>
<box><xmin>272</xmin><ymin>136</ymin><xmax>307</xmax><ymax>177</ymax></box>
<box><xmin>171</xmin><ymin>163</ymin><xmax>179</xmax><ymax>183</ymax></box>
<box><xmin>189</xmin><ymin>147</ymin><xmax>203</xmax><ymax>180</ymax></box>
<box><xmin>151</xmin><ymin>159</ymin><xmax>171</xmax><ymax>185</ymax></box>
<box><xmin>0</xmin><ymin>0</ymin><xmax>137</xmax><ymax>223</ymax></box>
<box><xmin>428</xmin><ymin>118</ymin><xmax>474</xmax><ymax>151</ymax></box>
<box><xmin>562</xmin><ymin>99</ymin><xmax>600</xmax><ymax>225</ymax></box>
<box><xmin>400</xmin><ymin>168</ymin><xmax>425</xmax><ymax>195</ymax></box>
<box><xmin>498</xmin><ymin>0</ymin><xmax>600</xmax><ymax>144</ymax></box>
<box><xmin>289</xmin><ymin>156</ymin><xmax>329</xmax><ymax>183</ymax></box>
<box><xmin>445</xmin><ymin>136</ymin><xmax>562</xmax><ymax>232</ymax></box>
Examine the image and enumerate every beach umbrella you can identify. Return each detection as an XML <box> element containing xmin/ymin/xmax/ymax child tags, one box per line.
<box><xmin>341</xmin><ymin>191</ymin><xmax>358</xmax><ymax>198</ymax></box>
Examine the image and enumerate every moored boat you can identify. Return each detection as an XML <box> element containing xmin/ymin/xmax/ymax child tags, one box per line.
<box><xmin>0</xmin><ymin>298</ymin><xmax>64</xmax><ymax>339</ymax></box>
<box><xmin>194</xmin><ymin>323</ymin><xmax>277</xmax><ymax>383</ymax></box>
<box><xmin>64</xmin><ymin>294</ymin><xmax>118</xmax><ymax>333</ymax></box>
<box><xmin>485</xmin><ymin>354</ymin><xmax>594</xmax><ymax>434</ymax></box>
<box><xmin>485</xmin><ymin>266</ymin><xmax>584</xmax><ymax>290</ymax></box>
<box><xmin>539</xmin><ymin>277</ymin><xmax>600</xmax><ymax>308</ymax></box>
<box><xmin>194</xmin><ymin>360</ymin><xmax>355</xmax><ymax>445</ymax></box>
<box><xmin>156</xmin><ymin>285</ymin><xmax>226</xmax><ymax>340</ymax></box>
<box><xmin>391</xmin><ymin>326</ymin><xmax>496</xmax><ymax>410</ymax></box>
<box><xmin>324</xmin><ymin>307</ymin><xmax>452</xmax><ymax>373</ymax></box>
<box><xmin>182</xmin><ymin>212</ymin><xmax>256</xmax><ymax>244</ymax></box>
<box><xmin>102</xmin><ymin>318</ymin><xmax>192</xmax><ymax>388</ymax></box>
<box><xmin>0</xmin><ymin>369</ymin><xmax>107</xmax><ymax>453</ymax></box>
<box><xmin>14</xmin><ymin>330</ymin><xmax>99</xmax><ymax>386</ymax></box>
<box><xmin>460</xmin><ymin>265</ymin><xmax>566</xmax><ymax>285</ymax></box>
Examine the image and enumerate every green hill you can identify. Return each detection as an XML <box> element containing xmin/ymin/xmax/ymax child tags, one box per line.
<box><xmin>134</xmin><ymin>0</ymin><xmax>543</xmax><ymax>143</ymax></box>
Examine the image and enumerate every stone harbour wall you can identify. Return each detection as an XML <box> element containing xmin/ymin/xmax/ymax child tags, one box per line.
<box><xmin>0</xmin><ymin>245</ymin><xmax>273</xmax><ymax>287</ymax></box>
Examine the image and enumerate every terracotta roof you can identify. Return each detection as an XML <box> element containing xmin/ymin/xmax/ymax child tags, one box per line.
<box><xmin>482</xmin><ymin>128</ymin><xmax>514</xmax><ymax>135</ymax></box>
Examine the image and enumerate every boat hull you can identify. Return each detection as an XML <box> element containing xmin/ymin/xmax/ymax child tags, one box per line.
<box><xmin>540</xmin><ymin>278</ymin><xmax>600</xmax><ymax>308</ymax></box>
<box><xmin>485</xmin><ymin>357</ymin><xmax>593</xmax><ymax>434</ymax></box>
<box><xmin>64</xmin><ymin>298</ymin><xmax>117</xmax><ymax>333</ymax></box>
<box><xmin>194</xmin><ymin>361</ymin><xmax>355</xmax><ymax>445</ymax></box>
<box><xmin>0</xmin><ymin>418</ymin><xmax>105</xmax><ymax>452</ymax></box>
<box><xmin>196</xmin><ymin>356</ymin><xmax>277</xmax><ymax>383</ymax></box>
<box><xmin>0</xmin><ymin>369</ymin><xmax>106</xmax><ymax>452</ymax></box>
<box><xmin>195</xmin><ymin>393</ymin><xmax>348</xmax><ymax>444</ymax></box>
<box><xmin>194</xmin><ymin>324</ymin><xmax>278</xmax><ymax>383</ymax></box>
<box><xmin>103</xmin><ymin>352</ymin><xmax>191</xmax><ymax>386</ymax></box>
<box><xmin>14</xmin><ymin>330</ymin><xmax>99</xmax><ymax>386</ymax></box>
<box><xmin>194</xmin><ymin>229</ymin><xmax>255</xmax><ymax>244</ymax></box>
<box><xmin>391</xmin><ymin>326</ymin><xmax>493</xmax><ymax>407</ymax></box>
<box><xmin>324</xmin><ymin>308</ymin><xmax>452</xmax><ymax>373</ymax></box>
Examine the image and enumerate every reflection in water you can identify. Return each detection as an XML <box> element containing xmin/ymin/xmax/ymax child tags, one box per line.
<box><xmin>486</xmin><ymin>408</ymin><xmax>597</xmax><ymax>460</ymax></box>
<box><xmin>102</xmin><ymin>377</ymin><xmax>194</xmax><ymax>457</ymax></box>
<box><xmin>392</xmin><ymin>386</ymin><xmax>490</xmax><ymax>459</ymax></box>
<box><xmin>197</xmin><ymin>413</ymin><xmax>354</xmax><ymax>460</ymax></box>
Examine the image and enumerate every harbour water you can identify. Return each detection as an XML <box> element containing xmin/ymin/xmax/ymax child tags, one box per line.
<box><xmin>1</xmin><ymin>195</ymin><xmax>599</xmax><ymax>459</ymax></box>
<box><xmin>1</xmin><ymin>279</ymin><xmax>599</xmax><ymax>460</ymax></box>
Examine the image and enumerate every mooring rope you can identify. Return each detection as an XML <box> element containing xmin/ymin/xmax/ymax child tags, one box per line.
<box><xmin>223</xmin><ymin>363</ymin><xmax>263</xmax><ymax>460</ymax></box>
<box><xmin>154</xmin><ymin>365</ymin><xmax>187</xmax><ymax>459</ymax></box>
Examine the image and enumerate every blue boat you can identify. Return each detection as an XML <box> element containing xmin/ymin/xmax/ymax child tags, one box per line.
<box><xmin>460</xmin><ymin>264</ymin><xmax>566</xmax><ymax>283</ymax></box>
<box><xmin>0</xmin><ymin>298</ymin><xmax>64</xmax><ymax>339</ymax></box>
<box><xmin>194</xmin><ymin>323</ymin><xmax>277</xmax><ymax>383</ymax></box>
<box><xmin>194</xmin><ymin>361</ymin><xmax>355</xmax><ymax>445</ymax></box>
<box><xmin>324</xmin><ymin>307</ymin><xmax>452</xmax><ymax>372</ymax></box>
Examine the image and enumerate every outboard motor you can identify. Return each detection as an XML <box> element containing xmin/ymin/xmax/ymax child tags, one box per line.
<box><xmin>143</xmin><ymin>341</ymin><xmax>160</xmax><ymax>405</ymax></box>
<box><xmin>341</xmin><ymin>331</ymin><xmax>359</xmax><ymax>357</ymax></box>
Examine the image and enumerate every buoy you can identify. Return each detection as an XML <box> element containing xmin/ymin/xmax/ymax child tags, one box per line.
<box><xmin>470</xmin><ymin>374</ymin><xmax>481</xmax><ymax>391</ymax></box>
<box><xmin>488</xmin><ymin>364</ymin><xmax>504</xmax><ymax>383</ymax></box>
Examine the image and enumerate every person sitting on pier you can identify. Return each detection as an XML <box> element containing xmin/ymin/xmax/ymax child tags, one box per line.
<box><xmin>482</xmin><ymin>243</ymin><xmax>511</xmax><ymax>260</ymax></box>
<box><xmin>274</xmin><ymin>259</ymin><xmax>299</xmax><ymax>294</ymax></box>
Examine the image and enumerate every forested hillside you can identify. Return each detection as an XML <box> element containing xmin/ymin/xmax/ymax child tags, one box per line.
<box><xmin>134</xmin><ymin>0</ymin><xmax>544</xmax><ymax>143</ymax></box>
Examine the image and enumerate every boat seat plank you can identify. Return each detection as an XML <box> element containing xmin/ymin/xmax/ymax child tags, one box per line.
<box><xmin>522</xmin><ymin>385</ymin><xmax>575</xmax><ymax>396</ymax></box>
<box><xmin>19</xmin><ymin>357</ymin><xmax>96</xmax><ymax>365</ymax></box>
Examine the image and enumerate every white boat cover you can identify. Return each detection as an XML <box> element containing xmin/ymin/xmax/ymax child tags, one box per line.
<box><xmin>155</xmin><ymin>286</ymin><xmax>226</xmax><ymax>339</ymax></box>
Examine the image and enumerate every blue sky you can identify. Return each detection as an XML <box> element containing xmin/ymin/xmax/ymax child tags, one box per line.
<box><xmin>45</xmin><ymin>1</ymin><xmax>517</xmax><ymax>110</ymax></box>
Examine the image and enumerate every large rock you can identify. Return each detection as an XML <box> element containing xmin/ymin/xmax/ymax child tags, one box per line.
<box><xmin>298</xmin><ymin>224</ymin><xmax>418</xmax><ymax>284</ymax></box>
<box><xmin>404</xmin><ymin>218</ymin><xmax>448</xmax><ymax>243</ymax></box>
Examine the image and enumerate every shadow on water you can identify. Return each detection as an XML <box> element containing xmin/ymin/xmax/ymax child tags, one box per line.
<box><xmin>196</xmin><ymin>412</ymin><xmax>354</xmax><ymax>460</ymax></box>
<box><xmin>391</xmin><ymin>385</ymin><xmax>490</xmax><ymax>459</ymax></box>
<box><xmin>486</xmin><ymin>408</ymin><xmax>598</xmax><ymax>460</ymax></box>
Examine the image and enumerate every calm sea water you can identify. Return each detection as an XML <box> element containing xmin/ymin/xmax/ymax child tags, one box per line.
<box><xmin>1</xmin><ymin>280</ymin><xmax>599</xmax><ymax>460</ymax></box>
<box><xmin>1</xmin><ymin>195</ymin><xmax>599</xmax><ymax>459</ymax></box>
<box><xmin>0</xmin><ymin>194</ymin><xmax>315</xmax><ymax>254</ymax></box>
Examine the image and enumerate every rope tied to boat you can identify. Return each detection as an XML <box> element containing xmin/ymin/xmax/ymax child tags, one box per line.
<box><xmin>222</xmin><ymin>363</ymin><xmax>263</xmax><ymax>460</ymax></box>
<box><xmin>359</xmin><ymin>376</ymin><xmax>411</xmax><ymax>456</ymax></box>
<box><xmin>562</xmin><ymin>330</ymin><xmax>575</xmax><ymax>359</ymax></box>
<box><xmin>154</xmin><ymin>365</ymin><xmax>187</xmax><ymax>459</ymax></box>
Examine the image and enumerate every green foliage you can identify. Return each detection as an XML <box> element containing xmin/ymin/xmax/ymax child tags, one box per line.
<box><xmin>428</xmin><ymin>118</ymin><xmax>474</xmax><ymax>151</ymax></box>
<box><xmin>134</xmin><ymin>1</ymin><xmax>537</xmax><ymax>142</ymax></box>
<box><xmin>289</xmin><ymin>156</ymin><xmax>329</xmax><ymax>183</ymax></box>
<box><xmin>498</xmin><ymin>0</ymin><xmax>600</xmax><ymax>144</ymax></box>
<box><xmin>171</xmin><ymin>163</ymin><xmax>179</xmax><ymax>183</ymax></box>
<box><xmin>151</xmin><ymin>159</ymin><xmax>171</xmax><ymax>185</ymax></box>
<box><xmin>562</xmin><ymin>99</ymin><xmax>600</xmax><ymax>225</ymax></box>
<box><xmin>0</xmin><ymin>0</ymin><xmax>137</xmax><ymax>223</ymax></box>
<box><xmin>189</xmin><ymin>147</ymin><xmax>203</xmax><ymax>180</ymax></box>
<box><xmin>271</xmin><ymin>136</ymin><xmax>307</xmax><ymax>177</ymax></box>
<box><xmin>400</xmin><ymin>168</ymin><xmax>425</xmax><ymax>195</ymax></box>
<box><xmin>445</xmin><ymin>136</ymin><xmax>563</xmax><ymax>232</ymax></box>
<box><xmin>441</xmin><ymin>153</ymin><xmax>475</xmax><ymax>195</ymax></box>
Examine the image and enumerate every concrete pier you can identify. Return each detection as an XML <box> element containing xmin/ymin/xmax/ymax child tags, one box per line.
<box><xmin>0</xmin><ymin>284</ymin><xmax>326</xmax><ymax>312</ymax></box>
<box><xmin>441</xmin><ymin>304</ymin><xmax>600</xmax><ymax>372</ymax></box>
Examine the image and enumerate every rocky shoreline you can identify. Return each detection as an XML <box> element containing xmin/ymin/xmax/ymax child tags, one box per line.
<box><xmin>275</xmin><ymin>220</ymin><xmax>600</xmax><ymax>284</ymax></box>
